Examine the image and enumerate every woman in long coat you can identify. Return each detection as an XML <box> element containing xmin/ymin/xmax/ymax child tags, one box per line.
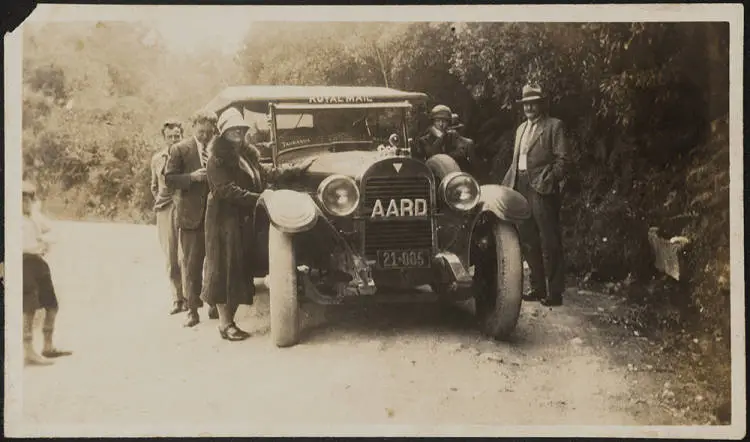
<box><xmin>202</xmin><ymin>107</ymin><xmax>313</xmax><ymax>341</ymax></box>
<box><xmin>202</xmin><ymin>108</ymin><xmax>263</xmax><ymax>341</ymax></box>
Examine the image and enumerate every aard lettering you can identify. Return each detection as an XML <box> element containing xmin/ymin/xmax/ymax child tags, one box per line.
<box><xmin>371</xmin><ymin>198</ymin><xmax>428</xmax><ymax>218</ymax></box>
<box><xmin>308</xmin><ymin>96</ymin><xmax>375</xmax><ymax>104</ymax></box>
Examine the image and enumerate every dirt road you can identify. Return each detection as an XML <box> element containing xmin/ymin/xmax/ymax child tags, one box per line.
<box><xmin>16</xmin><ymin>220</ymin><xmax>682</xmax><ymax>436</ymax></box>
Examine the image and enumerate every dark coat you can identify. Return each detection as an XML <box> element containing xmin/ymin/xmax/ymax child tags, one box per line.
<box><xmin>413</xmin><ymin>128</ymin><xmax>472</xmax><ymax>167</ymax></box>
<box><xmin>502</xmin><ymin>116</ymin><xmax>568</xmax><ymax>195</ymax></box>
<box><xmin>201</xmin><ymin>139</ymin><xmax>265</xmax><ymax>307</ymax></box>
<box><xmin>163</xmin><ymin>137</ymin><xmax>210</xmax><ymax>230</ymax></box>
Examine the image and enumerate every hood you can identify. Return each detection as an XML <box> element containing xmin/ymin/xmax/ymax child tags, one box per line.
<box><xmin>305</xmin><ymin>150</ymin><xmax>387</xmax><ymax>180</ymax></box>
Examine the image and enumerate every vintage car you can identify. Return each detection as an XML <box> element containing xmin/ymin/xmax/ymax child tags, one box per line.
<box><xmin>200</xmin><ymin>85</ymin><xmax>531</xmax><ymax>347</ymax></box>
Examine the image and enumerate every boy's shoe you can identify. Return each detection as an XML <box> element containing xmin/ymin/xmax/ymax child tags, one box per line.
<box><xmin>42</xmin><ymin>348</ymin><xmax>72</xmax><ymax>358</ymax></box>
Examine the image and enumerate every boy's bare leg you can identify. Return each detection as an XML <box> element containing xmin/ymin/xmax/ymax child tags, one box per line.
<box><xmin>24</xmin><ymin>312</ymin><xmax>52</xmax><ymax>366</ymax></box>
<box><xmin>41</xmin><ymin>308</ymin><xmax>72</xmax><ymax>358</ymax></box>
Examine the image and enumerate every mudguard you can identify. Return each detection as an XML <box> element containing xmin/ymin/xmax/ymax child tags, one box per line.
<box><xmin>478</xmin><ymin>184</ymin><xmax>531</xmax><ymax>223</ymax></box>
<box><xmin>257</xmin><ymin>189</ymin><xmax>319</xmax><ymax>234</ymax></box>
<box><xmin>425</xmin><ymin>153</ymin><xmax>462</xmax><ymax>181</ymax></box>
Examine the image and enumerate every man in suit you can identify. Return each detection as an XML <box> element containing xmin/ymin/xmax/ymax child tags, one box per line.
<box><xmin>502</xmin><ymin>84</ymin><xmax>568</xmax><ymax>306</ymax></box>
<box><xmin>413</xmin><ymin>105</ymin><xmax>471</xmax><ymax>169</ymax></box>
<box><xmin>164</xmin><ymin>111</ymin><xmax>219</xmax><ymax>327</ymax></box>
<box><xmin>151</xmin><ymin>118</ymin><xmax>186</xmax><ymax>315</ymax></box>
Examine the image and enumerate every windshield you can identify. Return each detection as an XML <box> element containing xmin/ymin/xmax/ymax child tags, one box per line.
<box><xmin>272</xmin><ymin>107</ymin><xmax>406</xmax><ymax>156</ymax></box>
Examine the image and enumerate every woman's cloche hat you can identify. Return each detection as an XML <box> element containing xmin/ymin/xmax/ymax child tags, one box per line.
<box><xmin>217</xmin><ymin>107</ymin><xmax>251</xmax><ymax>135</ymax></box>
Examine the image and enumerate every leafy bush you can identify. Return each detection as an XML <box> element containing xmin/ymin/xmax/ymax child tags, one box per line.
<box><xmin>22</xmin><ymin>21</ymin><xmax>730</xmax><ymax>333</ymax></box>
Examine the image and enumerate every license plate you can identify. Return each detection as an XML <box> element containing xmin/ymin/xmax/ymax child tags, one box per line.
<box><xmin>377</xmin><ymin>249</ymin><xmax>431</xmax><ymax>269</ymax></box>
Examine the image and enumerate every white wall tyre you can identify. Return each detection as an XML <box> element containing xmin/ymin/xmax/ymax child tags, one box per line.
<box><xmin>268</xmin><ymin>224</ymin><xmax>300</xmax><ymax>347</ymax></box>
<box><xmin>474</xmin><ymin>222</ymin><xmax>523</xmax><ymax>340</ymax></box>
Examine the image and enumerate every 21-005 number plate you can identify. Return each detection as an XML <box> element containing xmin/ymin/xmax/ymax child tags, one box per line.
<box><xmin>377</xmin><ymin>249</ymin><xmax>431</xmax><ymax>269</ymax></box>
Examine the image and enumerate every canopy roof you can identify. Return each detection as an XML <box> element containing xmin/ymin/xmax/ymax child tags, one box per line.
<box><xmin>200</xmin><ymin>85</ymin><xmax>429</xmax><ymax>115</ymax></box>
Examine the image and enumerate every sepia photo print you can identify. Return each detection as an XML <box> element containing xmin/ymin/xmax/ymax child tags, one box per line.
<box><xmin>3</xmin><ymin>4</ymin><xmax>745</xmax><ymax>438</ymax></box>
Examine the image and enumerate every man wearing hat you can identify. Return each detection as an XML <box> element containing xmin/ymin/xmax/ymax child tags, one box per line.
<box><xmin>164</xmin><ymin>110</ymin><xmax>219</xmax><ymax>327</ymax></box>
<box><xmin>151</xmin><ymin>118</ymin><xmax>186</xmax><ymax>315</ymax></box>
<box><xmin>502</xmin><ymin>84</ymin><xmax>568</xmax><ymax>306</ymax></box>
<box><xmin>413</xmin><ymin>104</ymin><xmax>471</xmax><ymax>167</ymax></box>
<box><xmin>22</xmin><ymin>181</ymin><xmax>72</xmax><ymax>365</ymax></box>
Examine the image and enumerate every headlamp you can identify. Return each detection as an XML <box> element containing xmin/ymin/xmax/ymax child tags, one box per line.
<box><xmin>439</xmin><ymin>172</ymin><xmax>480</xmax><ymax>211</ymax></box>
<box><xmin>317</xmin><ymin>175</ymin><xmax>360</xmax><ymax>217</ymax></box>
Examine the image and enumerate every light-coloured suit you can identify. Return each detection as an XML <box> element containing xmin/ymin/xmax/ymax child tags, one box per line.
<box><xmin>502</xmin><ymin>115</ymin><xmax>568</xmax><ymax>301</ymax></box>
<box><xmin>151</xmin><ymin>148</ymin><xmax>183</xmax><ymax>307</ymax></box>
<box><xmin>502</xmin><ymin>116</ymin><xmax>567</xmax><ymax>193</ymax></box>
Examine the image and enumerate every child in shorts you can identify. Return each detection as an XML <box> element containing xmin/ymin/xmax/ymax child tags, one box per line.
<box><xmin>22</xmin><ymin>181</ymin><xmax>72</xmax><ymax>365</ymax></box>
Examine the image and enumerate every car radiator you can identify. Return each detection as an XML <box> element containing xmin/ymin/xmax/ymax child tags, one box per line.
<box><xmin>362</xmin><ymin>175</ymin><xmax>433</xmax><ymax>259</ymax></box>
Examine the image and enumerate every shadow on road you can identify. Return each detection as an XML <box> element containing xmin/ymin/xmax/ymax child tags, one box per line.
<box><xmin>297</xmin><ymin>301</ymin><xmax>481</xmax><ymax>344</ymax></box>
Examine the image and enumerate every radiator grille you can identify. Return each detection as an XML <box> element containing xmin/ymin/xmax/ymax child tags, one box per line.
<box><xmin>363</xmin><ymin>175</ymin><xmax>433</xmax><ymax>258</ymax></box>
<box><xmin>364</xmin><ymin>176</ymin><xmax>431</xmax><ymax>205</ymax></box>
<box><xmin>364</xmin><ymin>219</ymin><xmax>433</xmax><ymax>256</ymax></box>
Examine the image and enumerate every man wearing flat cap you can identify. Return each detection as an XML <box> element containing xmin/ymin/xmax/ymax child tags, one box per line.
<box><xmin>164</xmin><ymin>111</ymin><xmax>220</xmax><ymax>327</ymax></box>
<box><xmin>151</xmin><ymin>118</ymin><xmax>186</xmax><ymax>315</ymax></box>
<box><xmin>502</xmin><ymin>84</ymin><xmax>568</xmax><ymax>306</ymax></box>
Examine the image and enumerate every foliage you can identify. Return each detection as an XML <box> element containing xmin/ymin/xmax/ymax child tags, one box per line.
<box><xmin>22</xmin><ymin>21</ymin><xmax>243</xmax><ymax>222</ymax></box>
<box><xmin>22</xmin><ymin>21</ymin><xmax>730</xmax><ymax>346</ymax></box>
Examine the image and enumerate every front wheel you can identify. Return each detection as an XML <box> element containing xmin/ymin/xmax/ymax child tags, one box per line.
<box><xmin>268</xmin><ymin>224</ymin><xmax>300</xmax><ymax>347</ymax></box>
<box><xmin>473</xmin><ymin>221</ymin><xmax>523</xmax><ymax>340</ymax></box>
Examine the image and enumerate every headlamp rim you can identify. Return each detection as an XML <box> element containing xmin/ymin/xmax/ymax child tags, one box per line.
<box><xmin>439</xmin><ymin>171</ymin><xmax>481</xmax><ymax>212</ymax></box>
<box><xmin>316</xmin><ymin>174</ymin><xmax>360</xmax><ymax>217</ymax></box>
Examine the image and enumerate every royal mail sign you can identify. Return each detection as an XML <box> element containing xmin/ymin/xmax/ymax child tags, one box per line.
<box><xmin>371</xmin><ymin>198</ymin><xmax>428</xmax><ymax>218</ymax></box>
<box><xmin>308</xmin><ymin>96</ymin><xmax>375</xmax><ymax>104</ymax></box>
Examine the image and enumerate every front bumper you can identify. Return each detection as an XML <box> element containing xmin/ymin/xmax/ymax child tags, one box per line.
<box><xmin>297</xmin><ymin>250</ymin><xmax>473</xmax><ymax>305</ymax></box>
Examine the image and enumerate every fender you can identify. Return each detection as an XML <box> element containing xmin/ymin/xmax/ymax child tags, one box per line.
<box><xmin>256</xmin><ymin>189</ymin><xmax>319</xmax><ymax>234</ymax></box>
<box><xmin>425</xmin><ymin>153</ymin><xmax>461</xmax><ymax>181</ymax></box>
<box><xmin>477</xmin><ymin>184</ymin><xmax>531</xmax><ymax>223</ymax></box>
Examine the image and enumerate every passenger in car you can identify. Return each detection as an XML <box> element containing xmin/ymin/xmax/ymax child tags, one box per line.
<box><xmin>413</xmin><ymin>104</ymin><xmax>471</xmax><ymax>167</ymax></box>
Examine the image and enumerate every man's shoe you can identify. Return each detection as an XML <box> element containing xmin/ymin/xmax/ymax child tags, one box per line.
<box><xmin>522</xmin><ymin>291</ymin><xmax>545</xmax><ymax>302</ymax></box>
<box><xmin>183</xmin><ymin>310</ymin><xmax>200</xmax><ymax>327</ymax></box>
<box><xmin>208</xmin><ymin>304</ymin><xmax>219</xmax><ymax>320</ymax></box>
<box><xmin>169</xmin><ymin>301</ymin><xmax>187</xmax><ymax>315</ymax></box>
<box><xmin>541</xmin><ymin>296</ymin><xmax>563</xmax><ymax>307</ymax></box>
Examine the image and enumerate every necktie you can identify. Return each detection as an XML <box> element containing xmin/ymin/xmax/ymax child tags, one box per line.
<box><xmin>199</xmin><ymin>144</ymin><xmax>208</xmax><ymax>168</ymax></box>
<box><xmin>521</xmin><ymin>121</ymin><xmax>536</xmax><ymax>154</ymax></box>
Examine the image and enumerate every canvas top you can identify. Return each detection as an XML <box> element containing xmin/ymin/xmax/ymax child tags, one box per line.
<box><xmin>200</xmin><ymin>85</ymin><xmax>429</xmax><ymax>115</ymax></box>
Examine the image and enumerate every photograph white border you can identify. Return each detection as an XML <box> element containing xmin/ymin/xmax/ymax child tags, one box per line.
<box><xmin>4</xmin><ymin>3</ymin><xmax>745</xmax><ymax>439</ymax></box>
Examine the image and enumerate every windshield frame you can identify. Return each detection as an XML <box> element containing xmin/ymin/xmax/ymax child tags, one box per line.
<box><xmin>268</xmin><ymin>101</ymin><xmax>412</xmax><ymax>165</ymax></box>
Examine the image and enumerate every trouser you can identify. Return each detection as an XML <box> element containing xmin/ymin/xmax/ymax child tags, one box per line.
<box><xmin>179</xmin><ymin>226</ymin><xmax>206</xmax><ymax>311</ymax></box>
<box><xmin>156</xmin><ymin>204</ymin><xmax>184</xmax><ymax>304</ymax></box>
<box><xmin>515</xmin><ymin>171</ymin><xmax>565</xmax><ymax>299</ymax></box>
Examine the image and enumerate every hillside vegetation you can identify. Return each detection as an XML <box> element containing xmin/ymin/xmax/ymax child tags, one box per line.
<box><xmin>21</xmin><ymin>21</ymin><xmax>731</xmax><ymax>410</ymax></box>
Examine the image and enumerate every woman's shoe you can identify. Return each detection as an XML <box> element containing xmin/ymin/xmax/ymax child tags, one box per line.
<box><xmin>218</xmin><ymin>323</ymin><xmax>250</xmax><ymax>341</ymax></box>
<box><xmin>208</xmin><ymin>305</ymin><xmax>219</xmax><ymax>320</ymax></box>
